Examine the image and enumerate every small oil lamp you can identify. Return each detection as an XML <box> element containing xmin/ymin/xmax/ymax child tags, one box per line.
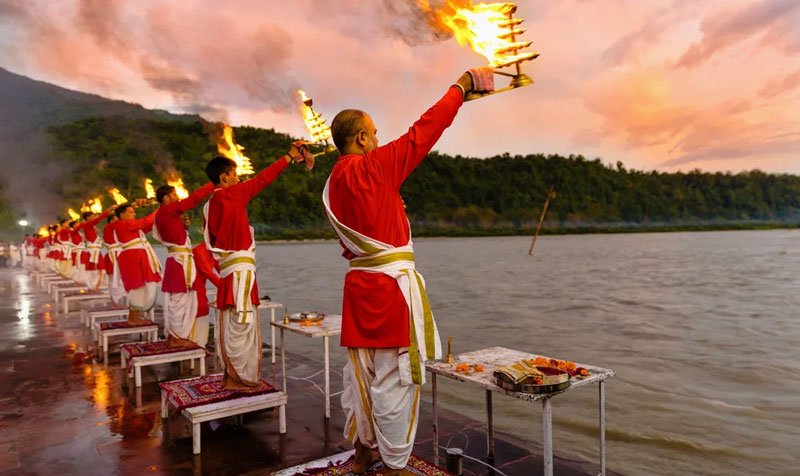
<box><xmin>298</xmin><ymin>90</ymin><xmax>336</xmax><ymax>157</ymax></box>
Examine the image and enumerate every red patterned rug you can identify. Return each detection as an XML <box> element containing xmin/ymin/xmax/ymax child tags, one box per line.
<box><xmin>294</xmin><ymin>454</ymin><xmax>453</xmax><ymax>476</ymax></box>
<box><xmin>160</xmin><ymin>374</ymin><xmax>277</xmax><ymax>411</ymax></box>
<box><xmin>120</xmin><ymin>341</ymin><xmax>201</xmax><ymax>370</ymax></box>
<box><xmin>99</xmin><ymin>319</ymin><xmax>156</xmax><ymax>330</ymax></box>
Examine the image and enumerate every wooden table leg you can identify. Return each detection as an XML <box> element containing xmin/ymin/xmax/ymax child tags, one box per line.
<box><xmin>192</xmin><ymin>422</ymin><xmax>201</xmax><ymax>454</ymax></box>
<box><xmin>600</xmin><ymin>380</ymin><xmax>606</xmax><ymax>476</ymax></box>
<box><xmin>486</xmin><ymin>389</ymin><xmax>495</xmax><ymax>462</ymax></box>
<box><xmin>270</xmin><ymin>308</ymin><xmax>276</xmax><ymax>364</ymax></box>
<box><xmin>543</xmin><ymin>396</ymin><xmax>553</xmax><ymax>476</ymax></box>
<box><xmin>200</xmin><ymin>356</ymin><xmax>206</xmax><ymax>376</ymax></box>
<box><xmin>432</xmin><ymin>372</ymin><xmax>439</xmax><ymax>463</ymax></box>
<box><xmin>324</xmin><ymin>335</ymin><xmax>330</xmax><ymax>419</ymax></box>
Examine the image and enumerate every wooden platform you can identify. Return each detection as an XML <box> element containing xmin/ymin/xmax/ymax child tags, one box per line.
<box><xmin>120</xmin><ymin>341</ymin><xmax>206</xmax><ymax>387</ymax></box>
<box><xmin>62</xmin><ymin>291</ymin><xmax>109</xmax><ymax>314</ymax></box>
<box><xmin>160</xmin><ymin>374</ymin><xmax>287</xmax><ymax>454</ymax></box>
<box><xmin>95</xmin><ymin>320</ymin><xmax>158</xmax><ymax>354</ymax></box>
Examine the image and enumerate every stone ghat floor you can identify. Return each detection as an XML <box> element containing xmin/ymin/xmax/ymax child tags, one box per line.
<box><xmin>0</xmin><ymin>268</ymin><xmax>620</xmax><ymax>476</ymax></box>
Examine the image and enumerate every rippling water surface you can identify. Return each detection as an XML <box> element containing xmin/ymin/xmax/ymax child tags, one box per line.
<box><xmin>241</xmin><ymin>230</ymin><xmax>800</xmax><ymax>475</ymax></box>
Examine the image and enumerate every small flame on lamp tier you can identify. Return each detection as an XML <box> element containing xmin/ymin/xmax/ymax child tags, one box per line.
<box><xmin>166</xmin><ymin>175</ymin><xmax>189</xmax><ymax>200</ymax></box>
<box><xmin>67</xmin><ymin>208</ymin><xmax>80</xmax><ymax>221</ymax></box>
<box><xmin>88</xmin><ymin>196</ymin><xmax>103</xmax><ymax>214</ymax></box>
<box><xmin>418</xmin><ymin>1</ymin><xmax>537</xmax><ymax>68</ymax></box>
<box><xmin>144</xmin><ymin>178</ymin><xmax>156</xmax><ymax>199</ymax></box>
<box><xmin>297</xmin><ymin>90</ymin><xmax>332</xmax><ymax>144</ymax></box>
<box><xmin>109</xmin><ymin>188</ymin><xmax>127</xmax><ymax>205</ymax></box>
<box><xmin>217</xmin><ymin>124</ymin><xmax>255</xmax><ymax>176</ymax></box>
<box><xmin>38</xmin><ymin>225</ymin><xmax>50</xmax><ymax>237</ymax></box>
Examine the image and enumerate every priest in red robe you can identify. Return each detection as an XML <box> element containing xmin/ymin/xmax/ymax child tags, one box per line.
<box><xmin>78</xmin><ymin>208</ymin><xmax>113</xmax><ymax>290</ymax></box>
<box><xmin>115</xmin><ymin>201</ymin><xmax>160</xmax><ymax>324</ymax></box>
<box><xmin>154</xmin><ymin>182</ymin><xmax>214</xmax><ymax>346</ymax></box>
<box><xmin>203</xmin><ymin>141</ymin><xmax>312</xmax><ymax>390</ymax></box>
<box><xmin>323</xmin><ymin>69</ymin><xmax>493</xmax><ymax>475</ymax></box>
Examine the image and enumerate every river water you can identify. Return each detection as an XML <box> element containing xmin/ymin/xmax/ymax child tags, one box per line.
<box><xmin>244</xmin><ymin>230</ymin><xmax>800</xmax><ymax>476</ymax></box>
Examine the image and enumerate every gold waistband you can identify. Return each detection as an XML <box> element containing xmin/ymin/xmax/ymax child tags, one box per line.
<box><xmin>167</xmin><ymin>246</ymin><xmax>192</xmax><ymax>254</ymax></box>
<box><xmin>349</xmin><ymin>251</ymin><xmax>415</xmax><ymax>268</ymax></box>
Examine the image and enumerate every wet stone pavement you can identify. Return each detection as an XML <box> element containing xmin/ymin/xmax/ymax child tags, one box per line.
<box><xmin>0</xmin><ymin>269</ymin><xmax>618</xmax><ymax>475</ymax></box>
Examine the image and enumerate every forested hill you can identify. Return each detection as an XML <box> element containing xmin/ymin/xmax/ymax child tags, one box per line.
<box><xmin>45</xmin><ymin>116</ymin><xmax>800</xmax><ymax>239</ymax></box>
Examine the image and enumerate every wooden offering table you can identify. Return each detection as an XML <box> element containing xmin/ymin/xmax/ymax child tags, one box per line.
<box><xmin>95</xmin><ymin>319</ymin><xmax>158</xmax><ymax>355</ymax></box>
<box><xmin>62</xmin><ymin>290</ymin><xmax>109</xmax><ymax>314</ymax></box>
<box><xmin>121</xmin><ymin>341</ymin><xmax>207</xmax><ymax>387</ymax></box>
<box><xmin>256</xmin><ymin>301</ymin><xmax>284</xmax><ymax>363</ymax></box>
<box><xmin>160</xmin><ymin>373</ymin><xmax>287</xmax><ymax>454</ymax></box>
<box><xmin>426</xmin><ymin>346</ymin><xmax>615</xmax><ymax>476</ymax></box>
<box><xmin>271</xmin><ymin>314</ymin><xmax>342</xmax><ymax>419</ymax></box>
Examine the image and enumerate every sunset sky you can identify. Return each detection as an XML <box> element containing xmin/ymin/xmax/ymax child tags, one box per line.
<box><xmin>1</xmin><ymin>0</ymin><xmax>798</xmax><ymax>173</ymax></box>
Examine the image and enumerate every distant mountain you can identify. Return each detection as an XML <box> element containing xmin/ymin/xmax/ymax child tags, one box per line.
<box><xmin>0</xmin><ymin>67</ymin><xmax>197</xmax><ymax>230</ymax></box>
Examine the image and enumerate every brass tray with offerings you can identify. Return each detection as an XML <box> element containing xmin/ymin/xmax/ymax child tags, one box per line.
<box><xmin>492</xmin><ymin>359</ymin><xmax>571</xmax><ymax>394</ymax></box>
<box><xmin>288</xmin><ymin>311</ymin><xmax>325</xmax><ymax>323</ymax></box>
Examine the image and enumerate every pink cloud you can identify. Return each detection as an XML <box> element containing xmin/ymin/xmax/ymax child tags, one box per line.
<box><xmin>676</xmin><ymin>0</ymin><xmax>800</xmax><ymax>68</ymax></box>
<box><xmin>0</xmin><ymin>0</ymin><xmax>798</xmax><ymax>174</ymax></box>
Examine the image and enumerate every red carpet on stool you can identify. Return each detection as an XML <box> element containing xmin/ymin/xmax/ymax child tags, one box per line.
<box><xmin>120</xmin><ymin>341</ymin><xmax>201</xmax><ymax>371</ymax></box>
<box><xmin>99</xmin><ymin>319</ymin><xmax>156</xmax><ymax>330</ymax></box>
<box><xmin>295</xmin><ymin>454</ymin><xmax>453</xmax><ymax>476</ymax></box>
<box><xmin>160</xmin><ymin>374</ymin><xmax>277</xmax><ymax>411</ymax></box>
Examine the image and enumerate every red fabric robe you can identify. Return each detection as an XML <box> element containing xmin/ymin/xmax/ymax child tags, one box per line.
<box><xmin>78</xmin><ymin>210</ymin><xmax>111</xmax><ymax>270</ymax></box>
<box><xmin>102</xmin><ymin>220</ymin><xmax>119</xmax><ymax>275</ymax></box>
<box><xmin>192</xmin><ymin>243</ymin><xmax>221</xmax><ymax>318</ymax></box>
<box><xmin>328</xmin><ymin>86</ymin><xmax>463</xmax><ymax>348</ymax></box>
<box><xmin>116</xmin><ymin>210</ymin><xmax>160</xmax><ymax>291</ymax></box>
<box><xmin>206</xmin><ymin>157</ymin><xmax>288</xmax><ymax>309</ymax></box>
<box><xmin>155</xmin><ymin>183</ymin><xmax>214</xmax><ymax>293</ymax></box>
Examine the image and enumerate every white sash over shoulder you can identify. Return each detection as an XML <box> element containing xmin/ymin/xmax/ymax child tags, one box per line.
<box><xmin>203</xmin><ymin>197</ymin><xmax>257</xmax><ymax>324</ymax></box>
<box><xmin>322</xmin><ymin>178</ymin><xmax>441</xmax><ymax>386</ymax></box>
<box><xmin>115</xmin><ymin>229</ymin><xmax>161</xmax><ymax>275</ymax></box>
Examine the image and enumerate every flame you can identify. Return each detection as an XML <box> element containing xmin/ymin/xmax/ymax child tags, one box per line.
<box><xmin>144</xmin><ymin>178</ymin><xmax>156</xmax><ymax>199</ymax></box>
<box><xmin>216</xmin><ymin>124</ymin><xmax>254</xmax><ymax>176</ymax></box>
<box><xmin>38</xmin><ymin>225</ymin><xmax>50</xmax><ymax>237</ymax></box>
<box><xmin>108</xmin><ymin>188</ymin><xmax>127</xmax><ymax>205</ymax></box>
<box><xmin>80</xmin><ymin>202</ymin><xmax>90</xmax><ymax>213</ymax></box>
<box><xmin>67</xmin><ymin>208</ymin><xmax>80</xmax><ymax>221</ymax></box>
<box><xmin>419</xmin><ymin>1</ymin><xmax>536</xmax><ymax>68</ymax></box>
<box><xmin>89</xmin><ymin>196</ymin><xmax>103</xmax><ymax>214</ymax></box>
<box><xmin>167</xmin><ymin>176</ymin><xmax>189</xmax><ymax>200</ymax></box>
<box><xmin>297</xmin><ymin>90</ymin><xmax>332</xmax><ymax>144</ymax></box>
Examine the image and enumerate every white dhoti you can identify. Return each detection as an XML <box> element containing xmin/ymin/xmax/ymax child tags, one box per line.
<box><xmin>128</xmin><ymin>282</ymin><xmax>157</xmax><ymax>312</ymax></box>
<box><xmin>217</xmin><ymin>308</ymin><xmax>261</xmax><ymax>384</ymax></box>
<box><xmin>191</xmin><ymin>314</ymin><xmax>209</xmax><ymax>348</ymax></box>
<box><xmin>342</xmin><ymin>348</ymin><xmax>421</xmax><ymax>470</ymax></box>
<box><xmin>164</xmin><ymin>291</ymin><xmax>198</xmax><ymax>340</ymax></box>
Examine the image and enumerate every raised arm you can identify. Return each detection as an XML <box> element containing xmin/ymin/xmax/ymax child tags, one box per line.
<box><xmin>375</xmin><ymin>86</ymin><xmax>463</xmax><ymax>189</ymax></box>
<box><xmin>176</xmin><ymin>183</ymin><xmax>215</xmax><ymax>213</ymax></box>
<box><xmin>132</xmin><ymin>209</ymin><xmax>158</xmax><ymax>234</ymax></box>
<box><xmin>231</xmin><ymin>142</ymin><xmax>313</xmax><ymax>203</ymax></box>
<box><xmin>83</xmin><ymin>209</ymin><xmax>112</xmax><ymax>229</ymax></box>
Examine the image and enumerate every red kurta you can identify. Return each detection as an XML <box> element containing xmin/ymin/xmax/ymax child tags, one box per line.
<box><xmin>328</xmin><ymin>86</ymin><xmax>463</xmax><ymax>348</ymax></box>
<box><xmin>69</xmin><ymin>228</ymin><xmax>82</xmax><ymax>265</ymax></box>
<box><xmin>206</xmin><ymin>157</ymin><xmax>289</xmax><ymax>309</ymax></box>
<box><xmin>79</xmin><ymin>210</ymin><xmax>111</xmax><ymax>270</ymax></box>
<box><xmin>102</xmin><ymin>219</ymin><xmax>120</xmax><ymax>275</ymax></box>
<box><xmin>116</xmin><ymin>210</ymin><xmax>161</xmax><ymax>291</ymax></box>
<box><xmin>156</xmin><ymin>183</ymin><xmax>214</xmax><ymax>293</ymax></box>
<box><xmin>192</xmin><ymin>243</ymin><xmax>221</xmax><ymax>318</ymax></box>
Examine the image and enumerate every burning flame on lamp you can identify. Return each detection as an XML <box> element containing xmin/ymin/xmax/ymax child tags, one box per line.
<box><xmin>38</xmin><ymin>225</ymin><xmax>50</xmax><ymax>237</ymax></box>
<box><xmin>166</xmin><ymin>175</ymin><xmax>189</xmax><ymax>200</ymax></box>
<box><xmin>67</xmin><ymin>208</ymin><xmax>80</xmax><ymax>221</ymax></box>
<box><xmin>89</xmin><ymin>196</ymin><xmax>103</xmax><ymax>214</ymax></box>
<box><xmin>217</xmin><ymin>124</ymin><xmax>255</xmax><ymax>176</ymax></box>
<box><xmin>297</xmin><ymin>90</ymin><xmax>334</xmax><ymax>148</ymax></box>
<box><xmin>108</xmin><ymin>188</ymin><xmax>127</xmax><ymax>205</ymax></box>
<box><xmin>144</xmin><ymin>178</ymin><xmax>156</xmax><ymax>200</ymax></box>
<box><xmin>419</xmin><ymin>1</ymin><xmax>538</xmax><ymax>100</ymax></box>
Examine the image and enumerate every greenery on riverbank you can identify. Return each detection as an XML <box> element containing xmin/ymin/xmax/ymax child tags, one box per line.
<box><xmin>42</xmin><ymin>116</ymin><xmax>800</xmax><ymax>240</ymax></box>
